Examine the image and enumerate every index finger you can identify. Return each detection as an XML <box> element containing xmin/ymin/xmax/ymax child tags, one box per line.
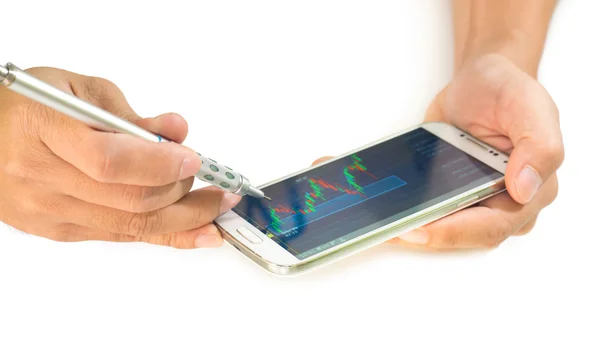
<box><xmin>43</xmin><ymin>123</ymin><xmax>202</xmax><ymax>186</ymax></box>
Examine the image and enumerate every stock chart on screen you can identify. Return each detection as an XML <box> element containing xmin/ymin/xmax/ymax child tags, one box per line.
<box><xmin>267</xmin><ymin>154</ymin><xmax>406</xmax><ymax>235</ymax></box>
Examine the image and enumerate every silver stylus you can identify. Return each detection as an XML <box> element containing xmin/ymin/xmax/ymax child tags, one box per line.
<box><xmin>0</xmin><ymin>62</ymin><xmax>270</xmax><ymax>200</ymax></box>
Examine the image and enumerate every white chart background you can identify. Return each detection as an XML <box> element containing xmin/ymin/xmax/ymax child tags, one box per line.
<box><xmin>1</xmin><ymin>1</ymin><xmax>598</xmax><ymax>336</ymax></box>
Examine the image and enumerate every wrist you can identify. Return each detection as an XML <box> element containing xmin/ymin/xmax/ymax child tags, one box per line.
<box><xmin>457</xmin><ymin>29</ymin><xmax>541</xmax><ymax>78</ymax></box>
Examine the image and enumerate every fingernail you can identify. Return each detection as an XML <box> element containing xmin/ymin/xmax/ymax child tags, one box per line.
<box><xmin>194</xmin><ymin>234</ymin><xmax>221</xmax><ymax>248</ymax></box>
<box><xmin>516</xmin><ymin>165</ymin><xmax>542</xmax><ymax>203</ymax></box>
<box><xmin>220</xmin><ymin>192</ymin><xmax>242</xmax><ymax>214</ymax></box>
<box><xmin>398</xmin><ymin>229</ymin><xmax>429</xmax><ymax>245</ymax></box>
<box><xmin>179</xmin><ymin>154</ymin><xmax>201</xmax><ymax>179</ymax></box>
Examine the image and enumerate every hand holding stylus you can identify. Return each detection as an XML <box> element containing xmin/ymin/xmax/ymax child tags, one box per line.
<box><xmin>0</xmin><ymin>67</ymin><xmax>241</xmax><ymax>248</ymax></box>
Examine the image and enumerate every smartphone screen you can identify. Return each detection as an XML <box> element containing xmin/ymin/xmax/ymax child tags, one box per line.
<box><xmin>233</xmin><ymin>127</ymin><xmax>503</xmax><ymax>259</ymax></box>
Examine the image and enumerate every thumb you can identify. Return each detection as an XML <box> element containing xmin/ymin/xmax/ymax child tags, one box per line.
<box><xmin>503</xmin><ymin>81</ymin><xmax>565</xmax><ymax>204</ymax></box>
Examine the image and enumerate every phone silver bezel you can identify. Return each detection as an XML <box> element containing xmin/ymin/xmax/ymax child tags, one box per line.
<box><xmin>215</xmin><ymin>122</ymin><xmax>508</xmax><ymax>276</ymax></box>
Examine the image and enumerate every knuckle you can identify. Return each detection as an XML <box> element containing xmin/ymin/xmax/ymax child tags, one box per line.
<box><xmin>112</xmin><ymin>233</ymin><xmax>137</xmax><ymax>243</ymax></box>
<box><xmin>36</xmin><ymin>195</ymin><xmax>65</xmax><ymax>216</ymax></box>
<box><xmin>125</xmin><ymin>211</ymin><xmax>163</xmax><ymax>236</ymax></box>
<box><xmin>164</xmin><ymin>234</ymin><xmax>179</xmax><ymax>248</ymax></box>
<box><xmin>83</xmin><ymin>76</ymin><xmax>118</xmax><ymax>101</ymax></box>
<box><xmin>4</xmin><ymin>148</ymin><xmax>55</xmax><ymax>183</ymax></box>
<box><xmin>483</xmin><ymin>232</ymin><xmax>504</xmax><ymax>249</ymax></box>
<box><xmin>92</xmin><ymin>156</ymin><xmax>112</xmax><ymax>182</ymax></box>
<box><xmin>192</xmin><ymin>206</ymin><xmax>214</xmax><ymax>228</ymax></box>
<box><xmin>4</xmin><ymin>160</ymin><xmax>34</xmax><ymax>182</ymax></box>
<box><xmin>447</xmin><ymin>231</ymin><xmax>464</xmax><ymax>248</ymax></box>
<box><xmin>122</xmin><ymin>185</ymin><xmax>160</xmax><ymax>213</ymax></box>
<box><xmin>45</xmin><ymin>228</ymin><xmax>74</xmax><ymax>243</ymax></box>
<box><xmin>16</xmin><ymin>197</ymin><xmax>36</xmax><ymax>216</ymax></box>
<box><xmin>439</xmin><ymin>225</ymin><xmax>465</xmax><ymax>248</ymax></box>
<box><xmin>516</xmin><ymin>221</ymin><xmax>536</xmax><ymax>236</ymax></box>
<box><xmin>539</xmin><ymin>139</ymin><xmax>565</xmax><ymax>168</ymax></box>
<box><xmin>137</xmin><ymin>233</ymin><xmax>180</xmax><ymax>248</ymax></box>
<box><xmin>142</xmin><ymin>164</ymin><xmax>170</xmax><ymax>186</ymax></box>
<box><xmin>484</xmin><ymin>220</ymin><xmax>514</xmax><ymax>248</ymax></box>
<box><xmin>87</xmin><ymin>145</ymin><xmax>117</xmax><ymax>183</ymax></box>
<box><xmin>3</xmin><ymin>99</ymin><xmax>29</xmax><ymax>124</ymax></box>
<box><xmin>541</xmin><ymin>175</ymin><xmax>560</xmax><ymax>206</ymax></box>
<box><xmin>22</xmin><ymin>194</ymin><xmax>63</xmax><ymax>217</ymax></box>
<box><xmin>547</xmin><ymin>182</ymin><xmax>559</xmax><ymax>204</ymax></box>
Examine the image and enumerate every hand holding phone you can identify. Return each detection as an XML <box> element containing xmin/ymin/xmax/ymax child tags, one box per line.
<box><xmin>401</xmin><ymin>54</ymin><xmax>564</xmax><ymax>250</ymax></box>
<box><xmin>216</xmin><ymin>122</ymin><xmax>508</xmax><ymax>275</ymax></box>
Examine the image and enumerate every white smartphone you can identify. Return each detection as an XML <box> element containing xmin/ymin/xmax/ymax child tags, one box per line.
<box><xmin>215</xmin><ymin>122</ymin><xmax>507</xmax><ymax>276</ymax></box>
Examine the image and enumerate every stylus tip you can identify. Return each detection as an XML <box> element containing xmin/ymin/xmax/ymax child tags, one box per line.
<box><xmin>264</xmin><ymin>195</ymin><xmax>272</xmax><ymax>201</ymax></box>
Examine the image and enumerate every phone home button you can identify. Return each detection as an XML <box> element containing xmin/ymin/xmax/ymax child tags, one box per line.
<box><xmin>236</xmin><ymin>227</ymin><xmax>263</xmax><ymax>244</ymax></box>
<box><xmin>456</xmin><ymin>196</ymin><xmax>480</xmax><ymax>209</ymax></box>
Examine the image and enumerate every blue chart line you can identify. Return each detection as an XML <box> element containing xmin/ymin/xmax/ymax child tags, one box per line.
<box><xmin>271</xmin><ymin>175</ymin><xmax>407</xmax><ymax>235</ymax></box>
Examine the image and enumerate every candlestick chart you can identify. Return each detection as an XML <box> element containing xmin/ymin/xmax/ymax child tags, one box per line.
<box><xmin>268</xmin><ymin>154</ymin><xmax>407</xmax><ymax>234</ymax></box>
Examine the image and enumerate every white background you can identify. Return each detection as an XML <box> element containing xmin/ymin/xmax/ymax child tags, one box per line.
<box><xmin>1</xmin><ymin>1</ymin><xmax>598</xmax><ymax>336</ymax></box>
